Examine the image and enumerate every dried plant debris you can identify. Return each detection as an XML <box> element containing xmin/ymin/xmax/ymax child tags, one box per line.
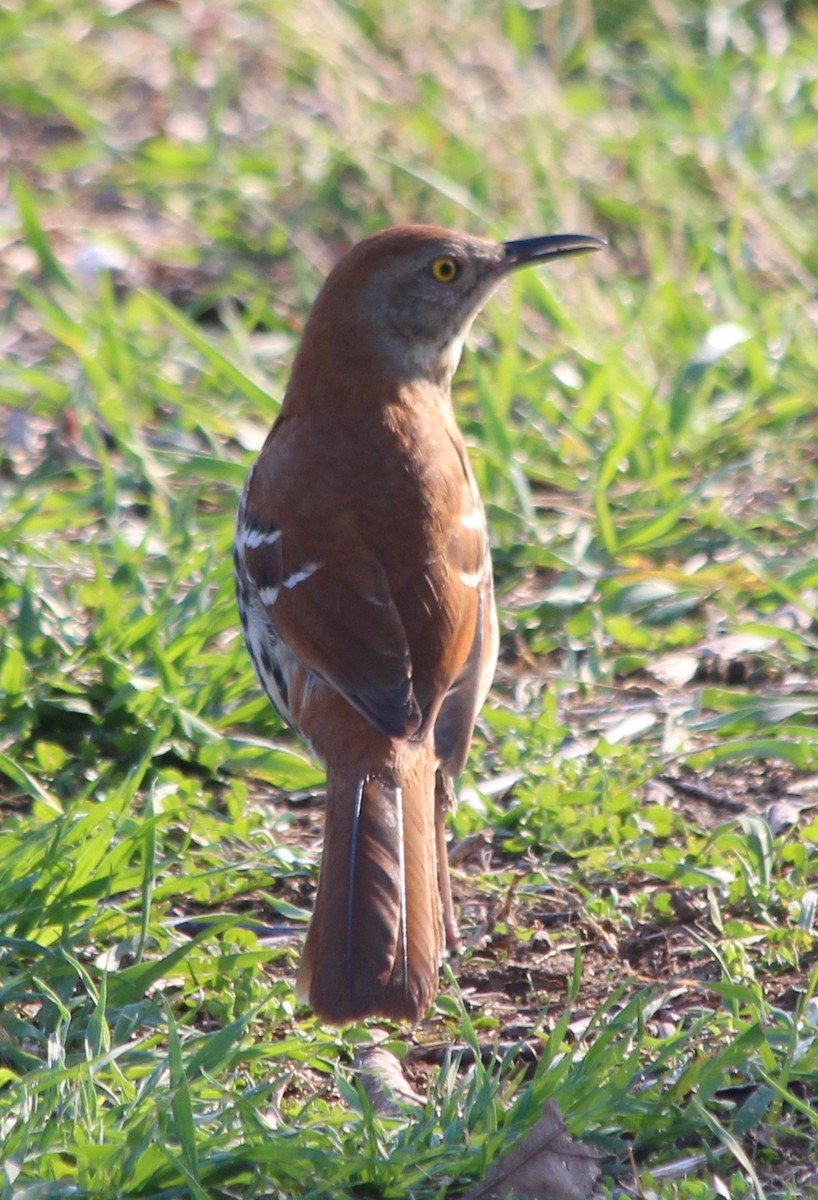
<box><xmin>459</xmin><ymin>1101</ymin><xmax>600</xmax><ymax>1200</ymax></box>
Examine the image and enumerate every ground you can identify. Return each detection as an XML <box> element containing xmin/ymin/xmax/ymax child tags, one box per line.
<box><xmin>1</xmin><ymin>1</ymin><xmax>817</xmax><ymax>1197</ymax></box>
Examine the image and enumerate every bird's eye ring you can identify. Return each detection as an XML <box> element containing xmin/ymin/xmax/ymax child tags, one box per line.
<box><xmin>431</xmin><ymin>256</ymin><xmax>459</xmax><ymax>283</ymax></box>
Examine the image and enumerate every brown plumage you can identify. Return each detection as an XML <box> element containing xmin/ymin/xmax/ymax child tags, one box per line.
<box><xmin>234</xmin><ymin>224</ymin><xmax>604</xmax><ymax>1023</ymax></box>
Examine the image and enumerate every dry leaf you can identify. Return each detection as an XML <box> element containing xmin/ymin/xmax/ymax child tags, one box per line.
<box><xmin>602</xmin><ymin>710</ymin><xmax>657</xmax><ymax>744</ymax></box>
<box><xmin>763</xmin><ymin>800</ymin><xmax>800</xmax><ymax>835</ymax></box>
<box><xmin>459</xmin><ymin>1100</ymin><xmax>600</xmax><ymax>1200</ymax></box>
<box><xmin>352</xmin><ymin>1047</ymin><xmax>424</xmax><ymax>1116</ymax></box>
<box><xmin>649</xmin><ymin>651</ymin><xmax>699</xmax><ymax>687</ymax></box>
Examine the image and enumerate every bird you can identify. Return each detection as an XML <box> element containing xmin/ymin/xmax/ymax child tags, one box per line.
<box><xmin>234</xmin><ymin>224</ymin><xmax>604</xmax><ymax>1024</ymax></box>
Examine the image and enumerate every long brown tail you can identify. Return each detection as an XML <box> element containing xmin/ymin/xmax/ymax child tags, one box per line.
<box><xmin>295</xmin><ymin>739</ymin><xmax>442</xmax><ymax>1023</ymax></box>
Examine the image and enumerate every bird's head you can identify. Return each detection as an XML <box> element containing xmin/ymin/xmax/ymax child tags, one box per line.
<box><xmin>304</xmin><ymin>224</ymin><xmax>605</xmax><ymax>383</ymax></box>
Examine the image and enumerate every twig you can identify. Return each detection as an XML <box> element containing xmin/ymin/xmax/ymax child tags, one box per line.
<box><xmin>656</xmin><ymin>774</ymin><xmax>745</xmax><ymax>813</ymax></box>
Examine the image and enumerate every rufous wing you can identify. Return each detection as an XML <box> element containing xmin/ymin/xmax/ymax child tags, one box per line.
<box><xmin>240</xmin><ymin>473</ymin><xmax>421</xmax><ymax>738</ymax></box>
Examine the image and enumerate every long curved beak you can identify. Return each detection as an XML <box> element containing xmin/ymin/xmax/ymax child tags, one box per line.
<box><xmin>501</xmin><ymin>233</ymin><xmax>606</xmax><ymax>271</ymax></box>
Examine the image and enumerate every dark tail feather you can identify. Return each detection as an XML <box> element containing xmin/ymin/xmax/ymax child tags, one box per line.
<box><xmin>296</xmin><ymin>741</ymin><xmax>441</xmax><ymax>1023</ymax></box>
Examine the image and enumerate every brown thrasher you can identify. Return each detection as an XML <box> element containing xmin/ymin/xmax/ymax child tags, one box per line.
<box><xmin>234</xmin><ymin>225</ymin><xmax>603</xmax><ymax>1024</ymax></box>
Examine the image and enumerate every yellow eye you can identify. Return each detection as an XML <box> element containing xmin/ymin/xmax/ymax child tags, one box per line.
<box><xmin>431</xmin><ymin>255</ymin><xmax>459</xmax><ymax>283</ymax></box>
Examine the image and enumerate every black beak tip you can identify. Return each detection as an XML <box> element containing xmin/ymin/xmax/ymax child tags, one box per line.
<box><xmin>502</xmin><ymin>232</ymin><xmax>607</xmax><ymax>267</ymax></box>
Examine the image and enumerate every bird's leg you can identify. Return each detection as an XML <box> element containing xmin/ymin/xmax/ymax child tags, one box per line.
<box><xmin>435</xmin><ymin>771</ymin><xmax>460</xmax><ymax>951</ymax></box>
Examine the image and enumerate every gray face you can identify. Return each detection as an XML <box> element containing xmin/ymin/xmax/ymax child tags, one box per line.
<box><xmin>355</xmin><ymin>236</ymin><xmax>506</xmax><ymax>379</ymax></box>
<box><xmin>383</xmin><ymin>240</ymin><xmax>504</xmax><ymax>337</ymax></box>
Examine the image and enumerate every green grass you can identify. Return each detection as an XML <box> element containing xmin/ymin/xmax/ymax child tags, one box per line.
<box><xmin>2</xmin><ymin>0</ymin><xmax>818</xmax><ymax>1196</ymax></box>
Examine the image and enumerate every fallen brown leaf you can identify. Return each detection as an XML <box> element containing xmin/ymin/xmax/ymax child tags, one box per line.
<box><xmin>458</xmin><ymin>1100</ymin><xmax>600</xmax><ymax>1200</ymax></box>
<box><xmin>352</xmin><ymin>1047</ymin><xmax>424</xmax><ymax>1116</ymax></box>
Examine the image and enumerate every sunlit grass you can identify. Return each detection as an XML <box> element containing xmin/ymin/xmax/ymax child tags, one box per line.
<box><xmin>1</xmin><ymin>0</ymin><xmax>818</xmax><ymax>1196</ymax></box>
